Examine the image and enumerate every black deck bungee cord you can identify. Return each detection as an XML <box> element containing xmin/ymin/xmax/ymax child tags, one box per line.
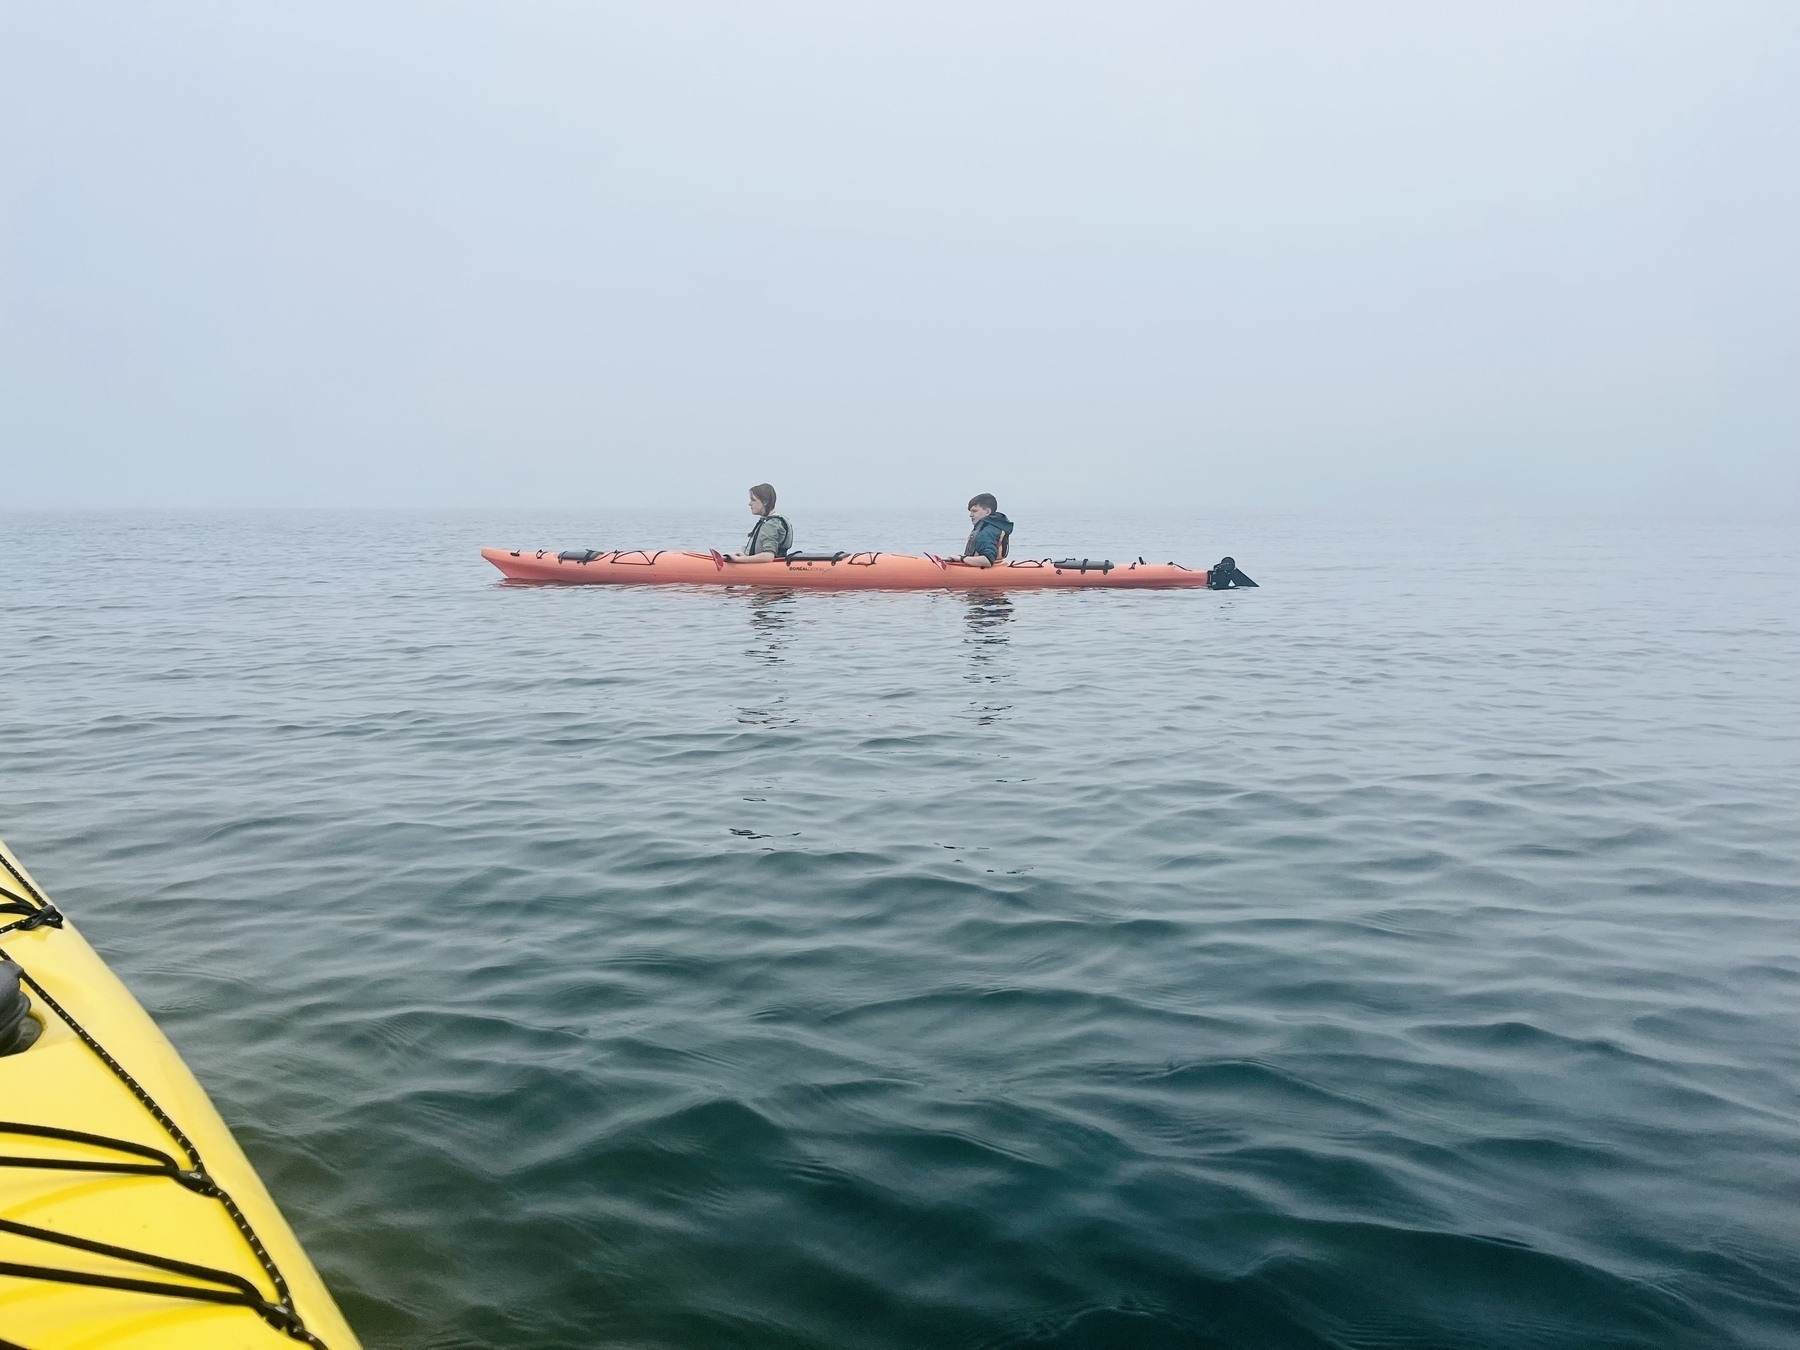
<box><xmin>0</xmin><ymin>872</ymin><xmax>62</xmax><ymax>937</ymax></box>
<box><xmin>0</xmin><ymin>850</ymin><xmax>327</xmax><ymax>1348</ymax></box>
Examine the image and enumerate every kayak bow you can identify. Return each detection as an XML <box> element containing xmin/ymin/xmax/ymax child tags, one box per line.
<box><xmin>0</xmin><ymin>839</ymin><xmax>361</xmax><ymax>1350</ymax></box>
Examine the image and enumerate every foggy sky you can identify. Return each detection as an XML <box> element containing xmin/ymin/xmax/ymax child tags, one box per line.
<box><xmin>3</xmin><ymin>2</ymin><xmax>1796</xmax><ymax>513</ymax></box>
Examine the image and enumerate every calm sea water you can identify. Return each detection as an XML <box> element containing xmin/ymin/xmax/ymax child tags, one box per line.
<box><xmin>2</xmin><ymin>508</ymin><xmax>1796</xmax><ymax>1350</ymax></box>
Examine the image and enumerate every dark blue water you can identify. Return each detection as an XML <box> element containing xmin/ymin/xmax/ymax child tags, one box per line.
<box><xmin>2</xmin><ymin>509</ymin><xmax>1797</xmax><ymax>1350</ymax></box>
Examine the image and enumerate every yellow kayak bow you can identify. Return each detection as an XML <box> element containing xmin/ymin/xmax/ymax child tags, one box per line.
<box><xmin>0</xmin><ymin>839</ymin><xmax>360</xmax><ymax>1350</ymax></box>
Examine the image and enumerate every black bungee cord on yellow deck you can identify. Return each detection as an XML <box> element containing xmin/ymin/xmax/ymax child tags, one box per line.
<box><xmin>0</xmin><ymin>853</ymin><xmax>328</xmax><ymax>1349</ymax></box>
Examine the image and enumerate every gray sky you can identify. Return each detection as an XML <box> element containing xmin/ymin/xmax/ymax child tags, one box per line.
<box><xmin>3</xmin><ymin>2</ymin><xmax>1795</xmax><ymax>513</ymax></box>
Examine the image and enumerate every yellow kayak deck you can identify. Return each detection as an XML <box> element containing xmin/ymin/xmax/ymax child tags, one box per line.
<box><xmin>0</xmin><ymin>840</ymin><xmax>360</xmax><ymax>1350</ymax></box>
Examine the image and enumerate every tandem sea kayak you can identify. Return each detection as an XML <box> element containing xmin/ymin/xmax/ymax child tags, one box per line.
<box><xmin>482</xmin><ymin>548</ymin><xmax>1257</xmax><ymax>590</ymax></box>
<box><xmin>0</xmin><ymin>839</ymin><xmax>360</xmax><ymax>1350</ymax></box>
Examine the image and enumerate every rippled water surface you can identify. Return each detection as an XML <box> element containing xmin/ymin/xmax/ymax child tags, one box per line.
<box><xmin>2</xmin><ymin>508</ymin><xmax>1797</xmax><ymax>1350</ymax></box>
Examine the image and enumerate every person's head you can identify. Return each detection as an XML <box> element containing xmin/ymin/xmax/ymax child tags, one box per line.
<box><xmin>749</xmin><ymin>483</ymin><xmax>777</xmax><ymax>517</ymax></box>
<box><xmin>967</xmin><ymin>493</ymin><xmax>997</xmax><ymax>522</ymax></box>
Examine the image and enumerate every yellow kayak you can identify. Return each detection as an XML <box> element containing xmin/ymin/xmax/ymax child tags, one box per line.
<box><xmin>0</xmin><ymin>839</ymin><xmax>360</xmax><ymax>1350</ymax></box>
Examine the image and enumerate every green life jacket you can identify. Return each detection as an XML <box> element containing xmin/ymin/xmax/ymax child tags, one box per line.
<box><xmin>747</xmin><ymin>514</ymin><xmax>792</xmax><ymax>557</ymax></box>
<box><xmin>965</xmin><ymin>512</ymin><xmax>1013</xmax><ymax>561</ymax></box>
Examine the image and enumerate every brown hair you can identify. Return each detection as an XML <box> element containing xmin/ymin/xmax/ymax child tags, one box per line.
<box><xmin>968</xmin><ymin>493</ymin><xmax>998</xmax><ymax>512</ymax></box>
<box><xmin>750</xmin><ymin>483</ymin><xmax>777</xmax><ymax>514</ymax></box>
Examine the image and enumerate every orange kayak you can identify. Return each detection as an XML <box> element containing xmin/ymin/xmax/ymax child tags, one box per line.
<box><xmin>481</xmin><ymin>548</ymin><xmax>1223</xmax><ymax>589</ymax></box>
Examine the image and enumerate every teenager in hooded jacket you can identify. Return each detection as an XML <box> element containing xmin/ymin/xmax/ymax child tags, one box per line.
<box><xmin>958</xmin><ymin>494</ymin><xmax>1013</xmax><ymax>568</ymax></box>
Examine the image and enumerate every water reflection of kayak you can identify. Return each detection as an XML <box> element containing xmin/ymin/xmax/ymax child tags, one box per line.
<box><xmin>482</xmin><ymin>547</ymin><xmax>1254</xmax><ymax>589</ymax></box>
<box><xmin>0</xmin><ymin>839</ymin><xmax>361</xmax><ymax>1350</ymax></box>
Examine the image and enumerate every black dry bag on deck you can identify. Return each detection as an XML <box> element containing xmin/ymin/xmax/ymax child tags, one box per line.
<box><xmin>0</xmin><ymin>955</ymin><xmax>41</xmax><ymax>1056</ymax></box>
<box><xmin>1207</xmin><ymin>556</ymin><xmax>1258</xmax><ymax>589</ymax></box>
